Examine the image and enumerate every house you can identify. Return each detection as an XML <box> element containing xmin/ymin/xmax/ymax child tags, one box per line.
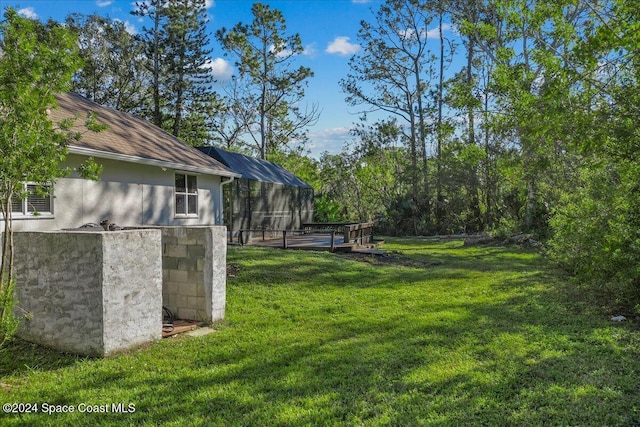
<box><xmin>4</xmin><ymin>92</ymin><xmax>238</xmax><ymax>232</ymax></box>
<box><xmin>197</xmin><ymin>146</ymin><xmax>314</xmax><ymax>241</ymax></box>
<box><xmin>2</xmin><ymin>92</ymin><xmax>235</xmax><ymax>355</ymax></box>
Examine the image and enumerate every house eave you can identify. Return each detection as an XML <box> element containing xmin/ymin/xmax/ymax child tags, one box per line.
<box><xmin>69</xmin><ymin>146</ymin><xmax>240</xmax><ymax>178</ymax></box>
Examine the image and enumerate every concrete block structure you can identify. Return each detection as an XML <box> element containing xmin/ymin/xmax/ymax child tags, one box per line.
<box><xmin>160</xmin><ymin>226</ymin><xmax>227</xmax><ymax>322</ymax></box>
<box><xmin>12</xmin><ymin>229</ymin><xmax>162</xmax><ymax>356</ymax></box>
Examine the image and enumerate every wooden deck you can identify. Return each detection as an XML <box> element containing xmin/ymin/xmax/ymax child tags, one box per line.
<box><xmin>248</xmin><ymin>233</ymin><xmax>356</xmax><ymax>252</ymax></box>
<box><xmin>235</xmin><ymin>222</ymin><xmax>378</xmax><ymax>252</ymax></box>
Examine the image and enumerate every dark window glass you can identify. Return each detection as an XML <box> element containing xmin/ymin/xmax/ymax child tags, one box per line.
<box><xmin>175</xmin><ymin>174</ymin><xmax>186</xmax><ymax>192</ymax></box>
<box><xmin>27</xmin><ymin>184</ymin><xmax>51</xmax><ymax>213</ymax></box>
<box><xmin>8</xmin><ymin>183</ymin><xmax>52</xmax><ymax>214</ymax></box>
<box><xmin>187</xmin><ymin>194</ymin><xmax>197</xmax><ymax>214</ymax></box>
<box><xmin>175</xmin><ymin>194</ymin><xmax>186</xmax><ymax>215</ymax></box>
<box><xmin>187</xmin><ymin>175</ymin><xmax>197</xmax><ymax>193</ymax></box>
<box><xmin>11</xmin><ymin>192</ymin><xmax>22</xmax><ymax>213</ymax></box>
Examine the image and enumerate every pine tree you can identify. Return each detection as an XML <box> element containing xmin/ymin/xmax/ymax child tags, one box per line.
<box><xmin>216</xmin><ymin>3</ymin><xmax>318</xmax><ymax>159</ymax></box>
<box><xmin>133</xmin><ymin>0</ymin><xmax>218</xmax><ymax>145</ymax></box>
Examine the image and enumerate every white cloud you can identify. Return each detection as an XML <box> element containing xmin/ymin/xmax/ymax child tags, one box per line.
<box><xmin>352</xmin><ymin>0</ymin><xmax>371</xmax><ymax>3</ymax></box>
<box><xmin>17</xmin><ymin>7</ymin><xmax>37</xmax><ymax>19</ymax></box>
<box><xmin>114</xmin><ymin>19</ymin><xmax>137</xmax><ymax>35</ymax></box>
<box><xmin>303</xmin><ymin>43</ymin><xmax>318</xmax><ymax>58</ymax></box>
<box><xmin>268</xmin><ymin>42</ymin><xmax>318</xmax><ymax>58</ymax></box>
<box><xmin>97</xmin><ymin>0</ymin><xmax>113</xmax><ymax>7</ymax></box>
<box><xmin>425</xmin><ymin>23</ymin><xmax>452</xmax><ymax>39</ymax></box>
<box><xmin>203</xmin><ymin>57</ymin><xmax>234</xmax><ymax>81</ymax></box>
<box><xmin>400</xmin><ymin>23</ymin><xmax>453</xmax><ymax>41</ymax></box>
<box><xmin>307</xmin><ymin>127</ymin><xmax>353</xmax><ymax>157</ymax></box>
<box><xmin>326</xmin><ymin>36</ymin><xmax>360</xmax><ymax>56</ymax></box>
<box><xmin>399</xmin><ymin>28</ymin><xmax>417</xmax><ymax>40</ymax></box>
<box><xmin>270</xmin><ymin>42</ymin><xmax>292</xmax><ymax>58</ymax></box>
<box><xmin>205</xmin><ymin>0</ymin><xmax>214</xmax><ymax>8</ymax></box>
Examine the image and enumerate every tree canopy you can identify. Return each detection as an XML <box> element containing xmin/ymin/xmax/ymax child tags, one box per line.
<box><xmin>6</xmin><ymin>0</ymin><xmax>640</xmax><ymax>311</ymax></box>
<box><xmin>0</xmin><ymin>8</ymin><xmax>103</xmax><ymax>346</ymax></box>
<box><xmin>216</xmin><ymin>3</ymin><xmax>318</xmax><ymax>159</ymax></box>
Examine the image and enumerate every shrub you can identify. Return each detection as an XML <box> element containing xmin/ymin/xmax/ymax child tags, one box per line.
<box><xmin>0</xmin><ymin>279</ymin><xmax>19</xmax><ymax>348</ymax></box>
<box><xmin>547</xmin><ymin>159</ymin><xmax>640</xmax><ymax>308</ymax></box>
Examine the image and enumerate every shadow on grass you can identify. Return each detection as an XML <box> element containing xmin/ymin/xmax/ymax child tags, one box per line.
<box><xmin>0</xmin><ymin>339</ymin><xmax>86</xmax><ymax>377</ymax></box>
<box><xmin>24</xmin><ymin>278</ymin><xmax>638</xmax><ymax>426</ymax></box>
<box><xmin>384</xmin><ymin>243</ymin><xmax>541</xmax><ymax>273</ymax></box>
<box><xmin>227</xmin><ymin>240</ymin><xmax>543</xmax><ymax>292</ymax></box>
<box><xmin>3</xmin><ymin>239</ymin><xmax>640</xmax><ymax>426</ymax></box>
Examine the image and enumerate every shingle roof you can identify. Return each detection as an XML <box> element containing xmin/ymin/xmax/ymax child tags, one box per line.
<box><xmin>50</xmin><ymin>92</ymin><xmax>237</xmax><ymax>177</ymax></box>
<box><xmin>197</xmin><ymin>146</ymin><xmax>312</xmax><ymax>188</ymax></box>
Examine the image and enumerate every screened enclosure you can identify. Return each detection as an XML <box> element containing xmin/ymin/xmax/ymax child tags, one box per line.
<box><xmin>197</xmin><ymin>147</ymin><xmax>314</xmax><ymax>241</ymax></box>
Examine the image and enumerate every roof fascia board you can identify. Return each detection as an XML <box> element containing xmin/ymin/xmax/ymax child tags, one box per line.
<box><xmin>69</xmin><ymin>146</ymin><xmax>240</xmax><ymax>178</ymax></box>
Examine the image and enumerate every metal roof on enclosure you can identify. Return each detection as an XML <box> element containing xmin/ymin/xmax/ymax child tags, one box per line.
<box><xmin>197</xmin><ymin>146</ymin><xmax>312</xmax><ymax>188</ymax></box>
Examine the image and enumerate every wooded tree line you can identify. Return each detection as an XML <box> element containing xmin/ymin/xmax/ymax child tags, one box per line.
<box><xmin>2</xmin><ymin>0</ymin><xmax>639</xmax><ymax>310</ymax></box>
<box><xmin>302</xmin><ymin>0</ymin><xmax>640</xmax><ymax>307</ymax></box>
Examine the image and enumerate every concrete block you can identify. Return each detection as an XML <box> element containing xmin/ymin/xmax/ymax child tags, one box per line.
<box><xmin>163</xmin><ymin>236</ymin><xmax>178</xmax><ymax>245</ymax></box>
<box><xmin>167</xmin><ymin>281</ymin><xmax>179</xmax><ymax>295</ymax></box>
<box><xmin>177</xmin><ymin>238</ymin><xmax>197</xmax><ymax>245</ymax></box>
<box><xmin>165</xmin><ymin>244</ymin><xmax>187</xmax><ymax>258</ymax></box>
<box><xmin>188</xmin><ymin>296</ymin><xmax>203</xmax><ymax>309</ymax></box>
<box><xmin>178</xmin><ymin>257</ymin><xmax>197</xmax><ymax>271</ymax></box>
<box><xmin>183</xmin><ymin>282</ymin><xmax>198</xmax><ymax>297</ymax></box>
<box><xmin>169</xmin><ymin>269</ymin><xmax>188</xmax><ymax>283</ymax></box>
<box><xmin>187</xmin><ymin>270</ymin><xmax>203</xmax><ymax>285</ymax></box>
<box><xmin>158</xmin><ymin>226</ymin><xmax>227</xmax><ymax>323</ymax></box>
<box><xmin>162</xmin><ymin>256</ymin><xmax>179</xmax><ymax>270</ymax></box>
<box><xmin>13</xmin><ymin>229</ymin><xmax>162</xmax><ymax>356</ymax></box>
<box><xmin>176</xmin><ymin>294</ymin><xmax>188</xmax><ymax>310</ymax></box>
<box><xmin>187</xmin><ymin>245</ymin><xmax>205</xmax><ymax>257</ymax></box>
<box><xmin>177</xmin><ymin>308</ymin><xmax>197</xmax><ymax>321</ymax></box>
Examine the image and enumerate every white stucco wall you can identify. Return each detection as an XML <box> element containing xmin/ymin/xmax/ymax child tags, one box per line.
<box><xmin>4</xmin><ymin>154</ymin><xmax>224</xmax><ymax>232</ymax></box>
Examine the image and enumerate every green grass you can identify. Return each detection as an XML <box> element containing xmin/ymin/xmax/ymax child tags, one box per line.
<box><xmin>1</xmin><ymin>238</ymin><xmax>639</xmax><ymax>426</ymax></box>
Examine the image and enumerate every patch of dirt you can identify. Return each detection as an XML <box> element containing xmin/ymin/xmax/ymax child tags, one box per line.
<box><xmin>227</xmin><ymin>262</ymin><xmax>240</xmax><ymax>278</ymax></box>
<box><xmin>340</xmin><ymin>251</ymin><xmax>442</xmax><ymax>268</ymax></box>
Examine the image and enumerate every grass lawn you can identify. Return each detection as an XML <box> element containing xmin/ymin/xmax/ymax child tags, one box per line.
<box><xmin>1</xmin><ymin>237</ymin><xmax>639</xmax><ymax>426</ymax></box>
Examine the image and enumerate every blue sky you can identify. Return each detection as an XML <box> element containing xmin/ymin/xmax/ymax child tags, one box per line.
<box><xmin>0</xmin><ymin>0</ymin><xmax>453</xmax><ymax>157</ymax></box>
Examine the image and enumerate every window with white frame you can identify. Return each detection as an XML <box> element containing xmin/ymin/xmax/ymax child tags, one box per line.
<box><xmin>175</xmin><ymin>173</ymin><xmax>198</xmax><ymax>216</ymax></box>
<box><xmin>10</xmin><ymin>183</ymin><xmax>53</xmax><ymax>216</ymax></box>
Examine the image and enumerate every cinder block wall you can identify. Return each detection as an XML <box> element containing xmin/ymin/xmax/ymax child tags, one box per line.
<box><xmin>160</xmin><ymin>226</ymin><xmax>226</xmax><ymax>322</ymax></box>
<box><xmin>12</xmin><ymin>230</ymin><xmax>162</xmax><ymax>356</ymax></box>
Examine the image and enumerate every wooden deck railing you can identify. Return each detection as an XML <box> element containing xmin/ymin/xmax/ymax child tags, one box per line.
<box><xmin>234</xmin><ymin>221</ymin><xmax>375</xmax><ymax>251</ymax></box>
<box><xmin>303</xmin><ymin>221</ymin><xmax>375</xmax><ymax>244</ymax></box>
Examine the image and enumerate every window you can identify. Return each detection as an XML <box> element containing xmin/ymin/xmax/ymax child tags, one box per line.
<box><xmin>10</xmin><ymin>183</ymin><xmax>53</xmax><ymax>216</ymax></box>
<box><xmin>175</xmin><ymin>173</ymin><xmax>198</xmax><ymax>216</ymax></box>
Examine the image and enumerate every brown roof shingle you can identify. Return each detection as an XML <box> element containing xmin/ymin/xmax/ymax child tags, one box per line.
<box><xmin>50</xmin><ymin>92</ymin><xmax>236</xmax><ymax>177</ymax></box>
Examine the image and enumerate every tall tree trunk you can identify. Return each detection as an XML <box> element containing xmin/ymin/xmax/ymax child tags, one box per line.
<box><xmin>0</xmin><ymin>185</ymin><xmax>14</xmax><ymax>285</ymax></box>
<box><xmin>466</xmin><ymin>28</ymin><xmax>482</xmax><ymax>232</ymax></box>
<box><xmin>520</xmin><ymin>20</ymin><xmax>538</xmax><ymax>231</ymax></box>
<box><xmin>436</xmin><ymin>10</ymin><xmax>445</xmax><ymax>229</ymax></box>
<box><xmin>483</xmin><ymin>88</ymin><xmax>493</xmax><ymax>229</ymax></box>
<box><xmin>260</xmin><ymin>42</ymin><xmax>268</xmax><ymax>160</ymax></box>
<box><xmin>414</xmin><ymin>53</ymin><xmax>430</xmax><ymax>225</ymax></box>
<box><xmin>407</xmin><ymin>90</ymin><xmax>418</xmax><ymax>202</ymax></box>
<box><xmin>172</xmin><ymin>40</ymin><xmax>186</xmax><ymax>138</ymax></box>
<box><xmin>152</xmin><ymin>9</ymin><xmax>162</xmax><ymax>128</ymax></box>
